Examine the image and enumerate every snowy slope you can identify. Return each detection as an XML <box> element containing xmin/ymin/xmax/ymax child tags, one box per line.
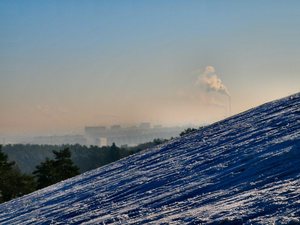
<box><xmin>0</xmin><ymin>93</ymin><xmax>299</xmax><ymax>225</ymax></box>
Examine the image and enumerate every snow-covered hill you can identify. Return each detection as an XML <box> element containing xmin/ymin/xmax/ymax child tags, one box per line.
<box><xmin>0</xmin><ymin>93</ymin><xmax>299</xmax><ymax>225</ymax></box>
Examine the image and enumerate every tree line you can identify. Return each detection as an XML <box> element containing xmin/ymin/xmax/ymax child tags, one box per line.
<box><xmin>0</xmin><ymin>145</ymin><xmax>78</xmax><ymax>203</ymax></box>
<box><xmin>0</xmin><ymin>139</ymin><xmax>168</xmax><ymax>203</ymax></box>
<box><xmin>2</xmin><ymin>139</ymin><xmax>168</xmax><ymax>174</ymax></box>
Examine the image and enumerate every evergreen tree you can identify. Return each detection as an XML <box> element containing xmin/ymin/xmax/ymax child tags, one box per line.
<box><xmin>0</xmin><ymin>145</ymin><xmax>15</xmax><ymax>171</ymax></box>
<box><xmin>33</xmin><ymin>148</ymin><xmax>79</xmax><ymax>189</ymax></box>
<box><xmin>179</xmin><ymin>128</ymin><xmax>198</xmax><ymax>137</ymax></box>
<box><xmin>0</xmin><ymin>145</ymin><xmax>36</xmax><ymax>203</ymax></box>
<box><xmin>108</xmin><ymin>143</ymin><xmax>120</xmax><ymax>162</ymax></box>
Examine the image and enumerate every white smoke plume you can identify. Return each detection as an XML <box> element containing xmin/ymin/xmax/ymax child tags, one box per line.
<box><xmin>196</xmin><ymin>66</ymin><xmax>231</xmax><ymax>116</ymax></box>
<box><xmin>196</xmin><ymin>66</ymin><xmax>230</xmax><ymax>96</ymax></box>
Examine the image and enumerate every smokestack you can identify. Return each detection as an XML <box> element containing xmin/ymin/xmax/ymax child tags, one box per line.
<box><xmin>228</xmin><ymin>96</ymin><xmax>232</xmax><ymax>117</ymax></box>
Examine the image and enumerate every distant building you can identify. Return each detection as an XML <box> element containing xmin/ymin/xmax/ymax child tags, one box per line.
<box><xmin>138</xmin><ymin>122</ymin><xmax>151</xmax><ymax>129</ymax></box>
<box><xmin>111</xmin><ymin>125</ymin><xmax>121</xmax><ymax>130</ymax></box>
<box><xmin>85</xmin><ymin>123</ymin><xmax>184</xmax><ymax>147</ymax></box>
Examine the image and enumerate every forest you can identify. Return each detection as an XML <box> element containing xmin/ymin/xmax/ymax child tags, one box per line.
<box><xmin>0</xmin><ymin>139</ymin><xmax>168</xmax><ymax>203</ymax></box>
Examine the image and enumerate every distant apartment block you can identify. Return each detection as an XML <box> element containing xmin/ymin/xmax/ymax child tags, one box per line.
<box><xmin>85</xmin><ymin>123</ymin><xmax>183</xmax><ymax>147</ymax></box>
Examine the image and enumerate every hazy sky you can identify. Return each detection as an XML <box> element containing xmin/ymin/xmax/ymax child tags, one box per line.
<box><xmin>1</xmin><ymin>0</ymin><xmax>300</xmax><ymax>135</ymax></box>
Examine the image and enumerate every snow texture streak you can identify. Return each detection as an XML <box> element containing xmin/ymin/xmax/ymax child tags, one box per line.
<box><xmin>0</xmin><ymin>93</ymin><xmax>299</xmax><ymax>225</ymax></box>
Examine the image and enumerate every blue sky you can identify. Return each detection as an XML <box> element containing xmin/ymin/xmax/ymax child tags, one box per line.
<box><xmin>1</xmin><ymin>0</ymin><xmax>300</xmax><ymax>134</ymax></box>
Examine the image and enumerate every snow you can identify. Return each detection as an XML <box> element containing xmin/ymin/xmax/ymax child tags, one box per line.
<box><xmin>0</xmin><ymin>92</ymin><xmax>299</xmax><ymax>224</ymax></box>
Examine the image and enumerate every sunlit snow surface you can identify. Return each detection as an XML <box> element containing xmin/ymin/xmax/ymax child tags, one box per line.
<box><xmin>0</xmin><ymin>93</ymin><xmax>300</xmax><ymax>225</ymax></box>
